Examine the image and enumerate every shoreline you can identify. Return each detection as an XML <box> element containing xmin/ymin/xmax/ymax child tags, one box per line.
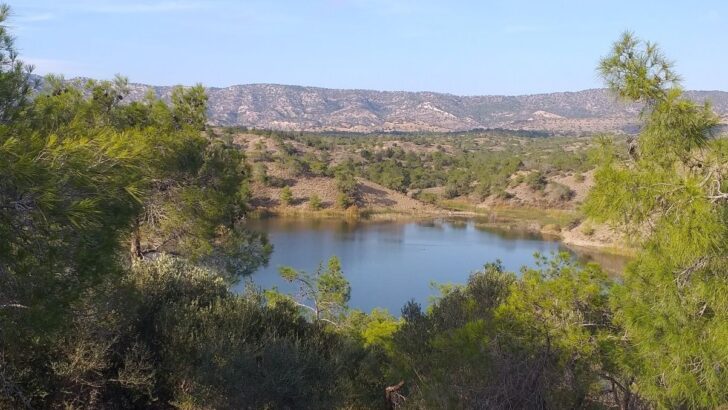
<box><xmin>248</xmin><ymin>204</ymin><xmax>634</xmax><ymax>258</ymax></box>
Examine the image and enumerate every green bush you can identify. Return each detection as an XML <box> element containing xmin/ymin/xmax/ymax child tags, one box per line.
<box><xmin>309</xmin><ymin>194</ymin><xmax>323</xmax><ymax>210</ymax></box>
<box><xmin>280</xmin><ymin>186</ymin><xmax>293</xmax><ymax>205</ymax></box>
<box><xmin>525</xmin><ymin>171</ymin><xmax>547</xmax><ymax>191</ymax></box>
<box><xmin>253</xmin><ymin>162</ymin><xmax>269</xmax><ymax>185</ymax></box>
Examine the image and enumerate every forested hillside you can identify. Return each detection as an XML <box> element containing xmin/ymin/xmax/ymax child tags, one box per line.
<box><xmin>234</xmin><ymin>129</ymin><xmax>598</xmax><ymax>211</ymax></box>
<box><xmin>2</xmin><ymin>5</ymin><xmax>727</xmax><ymax>408</ymax></box>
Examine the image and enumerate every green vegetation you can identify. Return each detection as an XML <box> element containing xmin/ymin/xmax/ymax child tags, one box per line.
<box><xmin>525</xmin><ymin>170</ymin><xmax>548</xmax><ymax>191</ymax></box>
<box><xmin>275</xmin><ymin>256</ymin><xmax>351</xmax><ymax>324</ymax></box>
<box><xmin>1</xmin><ymin>8</ymin><xmax>725</xmax><ymax>407</ymax></box>
<box><xmin>390</xmin><ymin>255</ymin><xmax>630</xmax><ymax>407</ymax></box>
<box><xmin>252</xmin><ymin>161</ymin><xmax>269</xmax><ymax>185</ymax></box>
<box><xmin>308</xmin><ymin>193</ymin><xmax>323</xmax><ymax>210</ymax></box>
<box><xmin>334</xmin><ymin>165</ymin><xmax>358</xmax><ymax>208</ymax></box>
<box><xmin>239</xmin><ymin>125</ymin><xmax>607</xmax><ymax>212</ymax></box>
<box><xmin>279</xmin><ymin>185</ymin><xmax>293</xmax><ymax>205</ymax></box>
<box><xmin>586</xmin><ymin>32</ymin><xmax>728</xmax><ymax>407</ymax></box>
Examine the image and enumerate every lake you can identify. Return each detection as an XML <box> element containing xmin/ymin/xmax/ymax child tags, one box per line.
<box><xmin>237</xmin><ymin>217</ymin><xmax>627</xmax><ymax>314</ymax></box>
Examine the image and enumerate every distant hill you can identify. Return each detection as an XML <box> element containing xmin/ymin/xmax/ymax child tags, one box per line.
<box><xmin>36</xmin><ymin>76</ymin><xmax>728</xmax><ymax>134</ymax></box>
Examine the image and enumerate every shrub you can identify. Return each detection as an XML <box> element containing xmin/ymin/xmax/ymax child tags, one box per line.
<box><xmin>280</xmin><ymin>186</ymin><xmax>293</xmax><ymax>205</ymax></box>
<box><xmin>512</xmin><ymin>173</ymin><xmax>526</xmax><ymax>186</ymax></box>
<box><xmin>415</xmin><ymin>191</ymin><xmax>439</xmax><ymax>204</ymax></box>
<box><xmin>525</xmin><ymin>171</ymin><xmax>547</xmax><ymax>191</ymax></box>
<box><xmin>443</xmin><ymin>184</ymin><xmax>460</xmax><ymax>199</ymax></box>
<box><xmin>493</xmin><ymin>188</ymin><xmax>514</xmax><ymax>200</ymax></box>
<box><xmin>336</xmin><ymin>192</ymin><xmax>353</xmax><ymax>209</ymax></box>
<box><xmin>253</xmin><ymin>163</ymin><xmax>269</xmax><ymax>185</ymax></box>
<box><xmin>309</xmin><ymin>194</ymin><xmax>322</xmax><ymax>210</ymax></box>
<box><xmin>581</xmin><ymin>224</ymin><xmax>596</xmax><ymax>236</ymax></box>
<box><xmin>335</xmin><ymin>169</ymin><xmax>358</xmax><ymax>207</ymax></box>
<box><xmin>549</xmin><ymin>182</ymin><xmax>575</xmax><ymax>201</ymax></box>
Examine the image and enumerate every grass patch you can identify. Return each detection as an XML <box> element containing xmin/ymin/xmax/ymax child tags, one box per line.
<box><xmin>438</xmin><ymin>199</ymin><xmax>580</xmax><ymax>228</ymax></box>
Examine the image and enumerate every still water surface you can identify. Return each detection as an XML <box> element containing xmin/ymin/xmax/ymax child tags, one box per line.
<box><xmin>237</xmin><ymin>217</ymin><xmax>625</xmax><ymax>314</ymax></box>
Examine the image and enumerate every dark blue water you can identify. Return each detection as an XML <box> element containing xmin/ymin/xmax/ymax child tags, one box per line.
<box><xmin>238</xmin><ymin>217</ymin><xmax>622</xmax><ymax>314</ymax></box>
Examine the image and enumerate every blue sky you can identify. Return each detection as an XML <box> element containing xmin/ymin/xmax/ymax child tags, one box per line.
<box><xmin>11</xmin><ymin>0</ymin><xmax>728</xmax><ymax>95</ymax></box>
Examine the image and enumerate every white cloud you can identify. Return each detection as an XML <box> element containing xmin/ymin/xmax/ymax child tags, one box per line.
<box><xmin>56</xmin><ymin>0</ymin><xmax>208</xmax><ymax>14</ymax></box>
<box><xmin>23</xmin><ymin>57</ymin><xmax>89</xmax><ymax>76</ymax></box>
<box><xmin>15</xmin><ymin>12</ymin><xmax>54</xmax><ymax>23</ymax></box>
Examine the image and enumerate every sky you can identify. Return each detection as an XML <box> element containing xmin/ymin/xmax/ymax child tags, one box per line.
<box><xmin>11</xmin><ymin>0</ymin><xmax>728</xmax><ymax>95</ymax></box>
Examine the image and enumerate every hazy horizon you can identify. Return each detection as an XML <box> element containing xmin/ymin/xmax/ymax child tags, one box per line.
<box><xmin>40</xmin><ymin>74</ymin><xmax>728</xmax><ymax>96</ymax></box>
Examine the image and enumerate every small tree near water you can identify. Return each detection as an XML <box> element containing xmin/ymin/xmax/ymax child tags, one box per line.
<box><xmin>276</xmin><ymin>256</ymin><xmax>351</xmax><ymax>325</ymax></box>
<box><xmin>280</xmin><ymin>186</ymin><xmax>293</xmax><ymax>206</ymax></box>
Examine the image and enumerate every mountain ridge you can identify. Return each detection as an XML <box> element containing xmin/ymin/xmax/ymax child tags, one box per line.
<box><xmin>42</xmin><ymin>76</ymin><xmax>728</xmax><ymax>134</ymax></box>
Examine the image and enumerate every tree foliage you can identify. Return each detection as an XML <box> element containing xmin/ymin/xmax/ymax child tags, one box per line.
<box><xmin>2</xmin><ymin>10</ymin><xmax>726</xmax><ymax>407</ymax></box>
<box><xmin>0</xmin><ymin>7</ymin><xmax>277</xmax><ymax>406</ymax></box>
<box><xmin>586</xmin><ymin>32</ymin><xmax>728</xmax><ymax>407</ymax></box>
<box><xmin>277</xmin><ymin>256</ymin><xmax>351</xmax><ymax>324</ymax></box>
<box><xmin>387</xmin><ymin>256</ymin><xmax>637</xmax><ymax>408</ymax></box>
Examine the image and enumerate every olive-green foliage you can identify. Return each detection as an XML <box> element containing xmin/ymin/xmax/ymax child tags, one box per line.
<box><xmin>345</xmin><ymin>308</ymin><xmax>400</xmax><ymax>352</ymax></box>
<box><xmin>525</xmin><ymin>170</ymin><xmax>548</xmax><ymax>191</ymax></box>
<box><xmin>240</xmin><ymin>127</ymin><xmax>599</xmax><ymax>207</ymax></box>
<box><xmin>367</xmin><ymin>159</ymin><xmax>409</xmax><ymax>192</ymax></box>
<box><xmin>280</xmin><ymin>186</ymin><xmax>293</xmax><ymax>205</ymax></box>
<box><xmin>413</xmin><ymin>190</ymin><xmax>439</xmax><ymax>204</ymax></box>
<box><xmin>473</xmin><ymin>156</ymin><xmax>522</xmax><ymax>199</ymax></box>
<box><xmin>0</xmin><ymin>8</ymin><xmax>273</xmax><ymax>406</ymax></box>
<box><xmin>443</xmin><ymin>168</ymin><xmax>472</xmax><ymax>198</ymax></box>
<box><xmin>9</xmin><ymin>255</ymin><xmax>384</xmax><ymax>408</ymax></box>
<box><xmin>598</xmin><ymin>31</ymin><xmax>681</xmax><ymax>105</ymax></box>
<box><xmin>586</xmin><ymin>32</ymin><xmax>728</xmax><ymax>407</ymax></box>
<box><xmin>334</xmin><ymin>165</ymin><xmax>358</xmax><ymax>208</ymax></box>
<box><xmin>134</xmin><ymin>257</ymin><xmax>364</xmax><ymax>409</ymax></box>
<box><xmin>0</xmin><ymin>4</ymin><xmax>32</xmax><ymax>123</ymax></box>
<box><xmin>388</xmin><ymin>255</ymin><xmax>635</xmax><ymax>409</ymax></box>
<box><xmin>6</xmin><ymin>9</ymin><xmax>724</xmax><ymax>408</ymax></box>
<box><xmin>308</xmin><ymin>194</ymin><xmax>322</xmax><ymax>210</ymax></box>
<box><xmin>277</xmin><ymin>256</ymin><xmax>351</xmax><ymax>323</ymax></box>
<box><xmin>302</xmin><ymin>152</ymin><xmax>329</xmax><ymax>176</ymax></box>
<box><xmin>252</xmin><ymin>162</ymin><xmax>269</xmax><ymax>184</ymax></box>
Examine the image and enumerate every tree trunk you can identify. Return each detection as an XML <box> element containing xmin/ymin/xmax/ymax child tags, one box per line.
<box><xmin>130</xmin><ymin>217</ymin><xmax>143</xmax><ymax>260</ymax></box>
<box><xmin>384</xmin><ymin>381</ymin><xmax>405</xmax><ymax>409</ymax></box>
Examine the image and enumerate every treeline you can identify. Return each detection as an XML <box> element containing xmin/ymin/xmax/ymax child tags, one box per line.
<box><xmin>232</xmin><ymin>127</ymin><xmax>558</xmax><ymax>140</ymax></box>
<box><xmin>1</xmin><ymin>5</ymin><xmax>727</xmax><ymax>407</ymax></box>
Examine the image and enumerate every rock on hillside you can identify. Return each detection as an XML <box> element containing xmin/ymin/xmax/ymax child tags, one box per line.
<box><xmin>145</xmin><ymin>85</ymin><xmax>728</xmax><ymax>134</ymax></box>
<box><xmin>34</xmin><ymin>76</ymin><xmax>728</xmax><ymax>134</ymax></box>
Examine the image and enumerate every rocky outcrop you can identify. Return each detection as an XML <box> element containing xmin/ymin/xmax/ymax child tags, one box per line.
<box><xmin>43</xmin><ymin>76</ymin><xmax>728</xmax><ymax>134</ymax></box>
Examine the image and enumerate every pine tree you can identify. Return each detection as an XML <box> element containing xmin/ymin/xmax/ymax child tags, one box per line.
<box><xmin>586</xmin><ymin>32</ymin><xmax>728</xmax><ymax>407</ymax></box>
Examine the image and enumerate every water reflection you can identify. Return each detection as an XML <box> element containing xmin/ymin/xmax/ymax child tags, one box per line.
<box><xmin>238</xmin><ymin>217</ymin><xmax>629</xmax><ymax>314</ymax></box>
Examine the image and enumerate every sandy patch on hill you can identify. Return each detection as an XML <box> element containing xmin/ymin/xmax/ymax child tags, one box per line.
<box><xmin>550</xmin><ymin>170</ymin><xmax>594</xmax><ymax>204</ymax></box>
<box><xmin>561</xmin><ymin>221</ymin><xmax>627</xmax><ymax>251</ymax></box>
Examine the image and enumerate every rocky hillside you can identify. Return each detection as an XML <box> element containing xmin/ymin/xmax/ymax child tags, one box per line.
<box><xmin>143</xmin><ymin>85</ymin><xmax>728</xmax><ymax>134</ymax></box>
<box><xmin>43</xmin><ymin>76</ymin><xmax>728</xmax><ymax>134</ymax></box>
